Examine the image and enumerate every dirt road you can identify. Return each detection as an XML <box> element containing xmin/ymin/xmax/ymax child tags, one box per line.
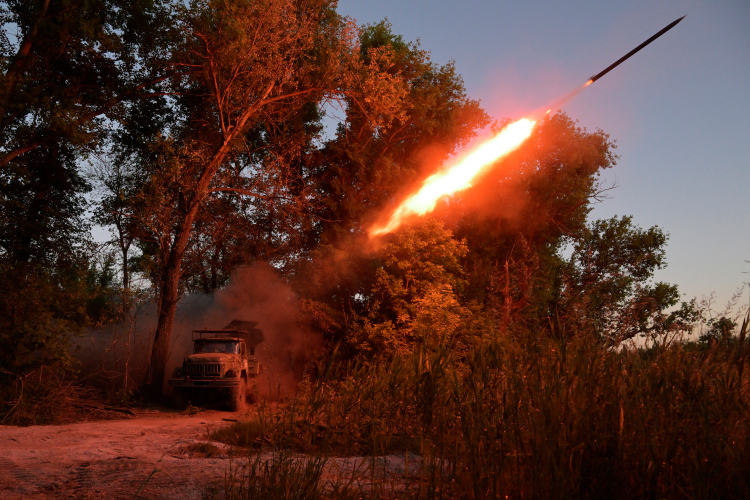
<box><xmin>0</xmin><ymin>408</ymin><xmax>243</xmax><ymax>499</ymax></box>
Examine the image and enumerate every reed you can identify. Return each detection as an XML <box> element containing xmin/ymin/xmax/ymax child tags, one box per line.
<box><xmin>219</xmin><ymin>323</ymin><xmax>750</xmax><ymax>499</ymax></box>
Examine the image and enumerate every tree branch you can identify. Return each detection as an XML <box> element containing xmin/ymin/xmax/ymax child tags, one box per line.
<box><xmin>0</xmin><ymin>0</ymin><xmax>50</xmax><ymax>138</ymax></box>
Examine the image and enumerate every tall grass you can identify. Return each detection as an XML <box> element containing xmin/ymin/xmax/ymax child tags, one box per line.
<box><xmin>222</xmin><ymin>450</ymin><xmax>365</xmax><ymax>500</ymax></box>
<box><xmin>219</xmin><ymin>327</ymin><xmax>750</xmax><ymax>499</ymax></box>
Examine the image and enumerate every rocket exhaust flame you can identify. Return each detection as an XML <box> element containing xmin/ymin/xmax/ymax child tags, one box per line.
<box><xmin>369</xmin><ymin>118</ymin><xmax>536</xmax><ymax>237</ymax></box>
<box><xmin>368</xmin><ymin>16</ymin><xmax>686</xmax><ymax>238</ymax></box>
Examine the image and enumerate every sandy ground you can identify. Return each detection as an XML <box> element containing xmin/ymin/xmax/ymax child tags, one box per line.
<box><xmin>0</xmin><ymin>407</ymin><xmax>242</xmax><ymax>499</ymax></box>
<box><xmin>0</xmin><ymin>405</ymin><xmax>424</xmax><ymax>500</ymax></box>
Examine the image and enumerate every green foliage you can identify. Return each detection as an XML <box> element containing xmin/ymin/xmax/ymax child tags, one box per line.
<box><xmin>0</xmin><ymin>245</ymin><xmax>125</xmax><ymax>414</ymax></box>
<box><xmin>698</xmin><ymin>316</ymin><xmax>738</xmax><ymax>345</ymax></box>
<box><xmin>306</xmin><ymin>20</ymin><xmax>490</xmax><ymax>250</ymax></box>
<box><xmin>295</xmin><ymin>21</ymin><xmax>492</xmax><ymax>352</ymax></box>
<box><xmin>0</xmin><ymin>0</ymin><xmax>177</xmax><ymax>396</ymax></box>
<box><xmin>347</xmin><ymin>219</ymin><xmax>477</xmax><ymax>356</ymax></box>
<box><xmin>0</xmin><ymin>0</ymin><xmax>178</xmax><ymax>166</ymax></box>
<box><xmin>451</xmin><ymin>113</ymin><xmax>616</xmax><ymax>325</ymax></box>
<box><xmin>300</xmin><ymin>108</ymin><xmax>687</xmax><ymax>351</ymax></box>
<box><xmin>0</xmin><ymin>263</ymin><xmax>85</xmax><ymax>373</ymax></box>
<box><xmin>369</xmin><ymin>219</ymin><xmax>466</xmax><ymax>322</ymax></box>
<box><xmin>0</xmin><ymin>149</ymin><xmax>90</xmax><ymax>261</ymax></box>
<box><xmin>562</xmin><ymin>215</ymin><xmax>697</xmax><ymax>343</ymax></box>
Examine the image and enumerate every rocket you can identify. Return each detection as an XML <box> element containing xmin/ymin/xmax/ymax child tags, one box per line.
<box><xmin>369</xmin><ymin>14</ymin><xmax>689</xmax><ymax>238</ymax></box>
<box><xmin>587</xmin><ymin>15</ymin><xmax>686</xmax><ymax>84</ymax></box>
<box><xmin>545</xmin><ymin>15</ymin><xmax>686</xmax><ymax>115</ymax></box>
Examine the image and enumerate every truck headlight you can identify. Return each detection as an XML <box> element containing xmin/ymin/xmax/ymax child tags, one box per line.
<box><xmin>172</xmin><ymin>367</ymin><xmax>184</xmax><ymax>378</ymax></box>
<box><xmin>224</xmin><ymin>369</ymin><xmax>237</xmax><ymax>378</ymax></box>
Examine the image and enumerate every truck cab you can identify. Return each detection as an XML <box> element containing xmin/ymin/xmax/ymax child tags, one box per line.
<box><xmin>168</xmin><ymin>320</ymin><xmax>264</xmax><ymax>410</ymax></box>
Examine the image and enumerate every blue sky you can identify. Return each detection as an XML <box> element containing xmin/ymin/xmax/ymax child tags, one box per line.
<box><xmin>337</xmin><ymin>0</ymin><xmax>750</xmax><ymax>316</ymax></box>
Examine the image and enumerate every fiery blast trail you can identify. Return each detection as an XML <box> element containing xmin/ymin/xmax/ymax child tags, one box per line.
<box><xmin>369</xmin><ymin>15</ymin><xmax>686</xmax><ymax>238</ymax></box>
<box><xmin>370</xmin><ymin>118</ymin><xmax>536</xmax><ymax>237</ymax></box>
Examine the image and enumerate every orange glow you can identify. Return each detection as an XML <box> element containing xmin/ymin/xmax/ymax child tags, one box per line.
<box><xmin>585</xmin><ymin>79</ymin><xmax>594</xmax><ymax>86</ymax></box>
<box><xmin>369</xmin><ymin>118</ymin><xmax>536</xmax><ymax>237</ymax></box>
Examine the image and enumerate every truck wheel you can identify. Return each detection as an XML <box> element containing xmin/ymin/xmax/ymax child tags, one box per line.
<box><xmin>228</xmin><ymin>377</ymin><xmax>246</xmax><ymax>412</ymax></box>
<box><xmin>170</xmin><ymin>388</ymin><xmax>188</xmax><ymax>409</ymax></box>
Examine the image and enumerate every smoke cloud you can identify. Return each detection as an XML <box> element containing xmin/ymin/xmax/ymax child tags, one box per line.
<box><xmin>76</xmin><ymin>262</ymin><xmax>322</xmax><ymax>402</ymax></box>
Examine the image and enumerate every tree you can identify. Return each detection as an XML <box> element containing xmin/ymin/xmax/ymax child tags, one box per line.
<box><xmin>698</xmin><ymin>316</ymin><xmax>737</xmax><ymax>345</ymax></box>
<box><xmin>0</xmin><ymin>0</ymin><xmax>181</xmax><ymax>384</ymax></box>
<box><xmin>441</xmin><ymin>114</ymin><xmax>693</xmax><ymax>344</ymax></box>
<box><xmin>447</xmin><ymin>113</ymin><xmax>617</xmax><ymax>331</ymax></box>
<box><xmin>561</xmin><ymin>215</ymin><xmax>696</xmax><ymax>344</ymax></box>
<box><xmin>125</xmin><ymin>0</ymin><xmax>406</xmax><ymax>394</ymax></box>
<box><xmin>346</xmin><ymin>218</ymin><xmax>471</xmax><ymax>356</ymax></box>
<box><xmin>306</xmin><ymin>20</ymin><xmax>490</xmax><ymax>250</ymax></box>
<box><xmin>0</xmin><ymin>0</ymin><xmax>178</xmax><ymax>168</ymax></box>
<box><xmin>293</xmin><ymin>21</ymin><xmax>491</xmax><ymax>341</ymax></box>
<box><xmin>90</xmin><ymin>157</ymin><xmax>138</xmax><ymax>292</ymax></box>
<box><xmin>0</xmin><ymin>132</ymin><xmax>94</xmax><ymax>374</ymax></box>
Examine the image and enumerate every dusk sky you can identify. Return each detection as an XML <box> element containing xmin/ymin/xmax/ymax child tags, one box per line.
<box><xmin>337</xmin><ymin>0</ymin><xmax>750</xmax><ymax>319</ymax></box>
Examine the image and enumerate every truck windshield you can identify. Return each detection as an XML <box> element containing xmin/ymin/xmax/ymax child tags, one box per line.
<box><xmin>194</xmin><ymin>341</ymin><xmax>239</xmax><ymax>354</ymax></box>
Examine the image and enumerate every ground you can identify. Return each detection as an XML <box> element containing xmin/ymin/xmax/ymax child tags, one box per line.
<box><xmin>0</xmin><ymin>403</ymin><xmax>423</xmax><ymax>499</ymax></box>
<box><xmin>0</xmin><ymin>407</ymin><xmax>239</xmax><ymax>499</ymax></box>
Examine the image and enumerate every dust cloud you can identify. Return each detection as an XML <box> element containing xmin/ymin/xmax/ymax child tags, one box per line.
<box><xmin>76</xmin><ymin>263</ymin><xmax>322</xmax><ymax>401</ymax></box>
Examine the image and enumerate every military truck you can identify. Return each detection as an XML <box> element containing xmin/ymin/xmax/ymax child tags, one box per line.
<box><xmin>168</xmin><ymin>320</ymin><xmax>264</xmax><ymax>411</ymax></box>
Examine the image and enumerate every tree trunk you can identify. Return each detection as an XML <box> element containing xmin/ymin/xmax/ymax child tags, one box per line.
<box><xmin>146</xmin><ymin>186</ymin><xmax>206</xmax><ymax>396</ymax></box>
<box><xmin>210</xmin><ymin>245</ymin><xmax>220</xmax><ymax>292</ymax></box>
<box><xmin>147</xmin><ymin>264</ymin><xmax>181</xmax><ymax>396</ymax></box>
<box><xmin>122</xmin><ymin>249</ymin><xmax>129</xmax><ymax>291</ymax></box>
<box><xmin>116</xmin><ymin>217</ymin><xmax>130</xmax><ymax>291</ymax></box>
